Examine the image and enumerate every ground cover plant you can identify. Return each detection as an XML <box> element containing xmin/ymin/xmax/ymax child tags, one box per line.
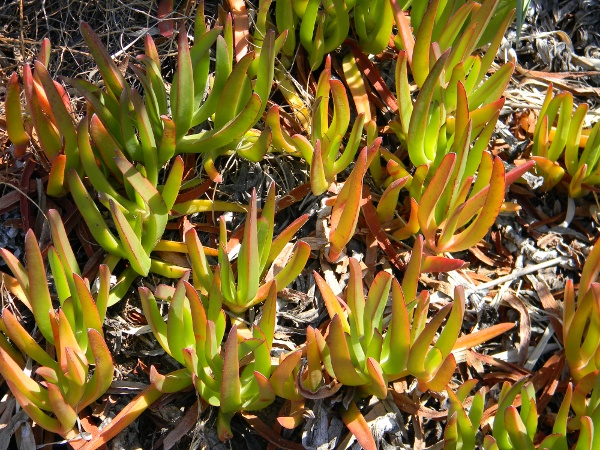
<box><xmin>1</xmin><ymin>0</ymin><xmax>600</xmax><ymax>448</ymax></box>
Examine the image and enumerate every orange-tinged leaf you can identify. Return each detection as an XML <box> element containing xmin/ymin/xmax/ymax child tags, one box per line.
<box><xmin>79</xmin><ymin>328</ymin><xmax>114</xmax><ymax>409</ymax></box>
<box><xmin>276</xmin><ymin>400</ymin><xmax>306</xmax><ymax>430</ymax></box>
<box><xmin>33</xmin><ymin>62</ymin><xmax>77</xmax><ymax>163</ymax></box>
<box><xmin>0</xmin><ymin>254</ymin><xmax>29</xmax><ymax>307</ymax></box>
<box><xmin>422</xmin><ymin>353</ymin><xmax>456</xmax><ymax>392</ymax></box>
<box><xmin>80</xmin><ymin>385</ymin><xmax>165</xmax><ymax>449</ymax></box>
<box><xmin>382</xmin><ymin>280</ymin><xmax>410</xmax><ymax>376</ymax></box>
<box><xmin>569</xmin><ymin>163</ymin><xmax>588</xmax><ymax>198</ymax></box>
<box><xmin>214</xmin><ymin>51</ymin><xmax>254</xmax><ymax>129</ymax></box>
<box><xmin>326</xmin><ymin>315</ymin><xmax>367</xmax><ymax>386</ymax></box>
<box><xmin>220</xmin><ymin>326</ymin><xmax>242</xmax><ymax>413</ymax></box>
<box><xmin>48</xmin><ymin>210</ymin><xmax>79</xmax><ymax>277</ymax></box>
<box><xmin>0</xmin><ymin>310</ymin><xmax>35</xmax><ymax>367</ymax></box>
<box><xmin>310</xmin><ymin>140</ymin><xmax>329</xmax><ymax>195</ymax></box>
<box><xmin>245</xmin><ymin>371</ymin><xmax>275</xmax><ymax>410</ymax></box>
<box><xmin>59</xmin><ymin>342</ymin><xmax>87</xmax><ymax>387</ymax></box>
<box><xmin>339</xmin><ymin>401</ymin><xmax>376</xmax><ymax>450</ymax></box>
<box><xmin>271</xmin><ymin>241</ymin><xmax>310</xmax><ymax>291</ymax></box>
<box><xmin>438</xmin><ymin>156</ymin><xmax>505</xmax><ymax>252</ymax></box>
<box><xmin>329</xmin><ymin>140</ymin><xmax>380</xmax><ymax>261</ymax></box>
<box><xmin>36</xmin><ymin>38</ymin><xmax>51</xmax><ymax>67</ymax></box>
<box><xmin>237</xmin><ymin>189</ymin><xmax>259</xmax><ymax>306</ymax></box>
<box><xmin>80</xmin><ymin>22</ymin><xmax>125</xmax><ymax>99</ymax></box>
<box><xmin>575</xmin><ymin>416</ymin><xmax>594</xmax><ymax>450</ymax></box>
<box><xmin>314</xmin><ymin>271</ymin><xmax>349</xmax><ymax>332</ymax></box>
<box><xmin>390</xmin><ymin>0</ymin><xmax>414</xmax><ymax>65</ymax></box>
<box><xmin>418</xmin><ymin>153</ymin><xmax>456</xmax><ymax>247</ymax></box>
<box><xmin>531</xmin><ymin>156</ymin><xmax>564</xmax><ymax>190</ymax></box>
<box><xmin>407</xmin><ymin>304</ymin><xmax>452</xmax><ymax>378</ymax></box>
<box><xmin>454</xmin><ymin>322</ymin><xmax>516</xmax><ymax>351</ymax></box>
<box><xmin>47</xmin><ymin>154</ymin><xmax>67</xmax><ymax>197</ymax></box>
<box><xmin>270</xmin><ymin>351</ymin><xmax>302</xmax><ymax>400</ymax></box>
<box><xmin>7</xmin><ymin>380</ymin><xmax>63</xmax><ymax>435</ymax></box>
<box><xmin>0</xmin><ymin>347</ymin><xmax>49</xmax><ymax>410</ymax></box>
<box><xmin>365</xmin><ymin>358</ymin><xmax>387</xmax><ymax>399</ymax></box>
<box><xmin>47</xmin><ymin>384</ymin><xmax>77</xmax><ymax>431</ymax></box>
<box><xmin>421</xmin><ymin>255</ymin><xmax>466</xmax><ymax>273</ymax></box>
<box><xmin>377</xmin><ymin>177</ymin><xmax>409</xmax><ymax>224</ymax></box>
<box><xmin>29</xmin><ymin>90</ymin><xmax>62</xmax><ymax>160</ymax></box>
<box><xmin>268</xmin><ymin>214</ymin><xmax>309</xmax><ymax>266</ymax></box>
<box><xmin>392</xmin><ymin>198</ymin><xmax>420</xmax><ymax>241</ymax></box>
<box><xmin>324</xmin><ymin>80</ymin><xmax>350</xmax><ymax>145</ymax></box>
<box><xmin>342</xmin><ymin>53</ymin><xmax>371</xmax><ymax>123</ymax></box>
<box><xmin>73</xmin><ymin>273</ymin><xmax>103</xmax><ymax>334</ymax></box>
<box><xmin>25</xmin><ymin>230</ymin><xmax>54</xmax><ymax>343</ymax></box>
<box><xmin>303</xmin><ymin>328</ymin><xmax>323</xmax><ymax>394</ymax></box>
<box><xmin>580</xmin><ymin>236</ymin><xmax>600</xmax><ymax>295</ymax></box>
<box><xmin>6</xmin><ymin>73</ymin><xmax>29</xmax><ymax>156</ymax></box>
<box><xmin>149</xmin><ymin>366</ymin><xmax>193</xmax><ymax>394</ymax></box>
<box><xmin>363</xmin><ymin>271</ymin><xmax>393</xmax><ymax>337</ymax></box>
<box><xmin>171</xmin><ymin>33</ymin><xmax>194</xmax><ymax>141</ymax></box>
<box><xmin>109</xmin><ymin>199</ymin><xmax>151</xmax><ymax>276</ymax></box>
<box><xmin>394</xmin><ymin>51</ymin><xmax>412</xmax><ymax>139</ymax></box>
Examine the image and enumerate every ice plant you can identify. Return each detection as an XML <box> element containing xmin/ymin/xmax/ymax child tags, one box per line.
<box><xmin>390</xmin><ymin>0</ymin><xmax>514</xmax><ymax>169</ymax></box>
<box><xmin>531</xmin><ymin>84</ymin><xmax>600</xmax><ymax>196</ymax></box>
<box><xmin>570</xmin><ymin>371</ymin><xmax>600</xmax><ymax>439</ymax></box>
<box><xmin>392</xmin><ymin>0</ymin><xmax>514</xmax><ymax>87</ymax></box>
<box><xmin>0</xmin><ymin>210</ymin><xmax>109</xmax><ymax>351</ymax></box>
<box><xmin>353</xmin><ymin>0</ymin><xmax>394</xmax><ymax>55</ymax></box>
<box><xmin>412</xmin><ymin>149</ymin><xmax>534</xmax><ymax>253</ymax></box>
<box><xmin>6</xmin><ymin>41</ymin><xmax>82</xmax><ymax>196</ymax></box>
<box><xmin>563</xmin><ymin>236</ymin><xmax>600</xmax><ymax>382</ymax></box>
<box><xmin>80</xmin><ymin>368</ymin><xmax>193</xmax><ymax>449</ymax></box>
<box><xmin>68</xmin><ymin>150</ymin><xmax>185</xmax><ymax>303</ymax></box>
<box><xmin>276</xmin><ymin>0</ymin><xmax>349</xmax><ymax>69</ymax></box>
<box><xmin>444</xmin><ymin>380</ymin><xmax>486</xmax><ymax>450</ymax></box>
<box><xmin>313</xmin><ymin>239</ymin><xmax>465</xmax><ymax>395</ymax></box>
<box><xmin>139</xmin><ymin>277</ymin><xmax>293</xmax><ymax>441</ymax></box>
<box><xmin>383</xmin><ymin>79</ymin><xmax>533</xmax><ymax>250</ymax></box>
<box><xmin>326</xmin><ymin>140</ymin><xmax>380</xmax><ymax>261</ymax></box>
<box><xmin>0</xmin><ymin>211</ymin><xmax>113</xmax><ymax>440</ymax></box>
<box><xmin>185</xmin><ymin>185</ymin><xmax>310</xmax><ymax>313</ymax></box>
<box><xmin>286</xmin><ymin>57</ymin><xmax>367</xmax><ymax>195</ymax></box>
<box><xmin>445</xmin><ymin>377</ymin><xmax>599</xmax><ymax>450</ymax></box>
<box><xmin>308</xmin><ymin>239</ymin><xmax>468</xmax><ymax>449</ymax></box>
<box><xmin>480</xmin><ymin>379</ymin><xmax>595</xmax><ymax>450</ymax></box>
<box><xmin>71</xmin><ymin>8</ymin><xmax>284</xmax><ymax>182</ymax></box>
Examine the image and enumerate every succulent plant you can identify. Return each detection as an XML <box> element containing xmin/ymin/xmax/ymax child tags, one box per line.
<box><xmin>184</xmin><ymin>185</ymin><xmax>310</xmax><ymax>314</ymax></box>
<box><xmin>0</xmin><ymin>210</ymin><xmax>113</xmax><ymax>440</ymax></box>
<box><xmin>563</xmin><ymin>236</ymin><xmax>600</xmax><ymax>382</ymax></box>
<box><xmin>390</xmin><ymin>0</ymin><xmax>514</xmax><ymax>170</ymax></box>
<box><xmin>531</xmin><ymin>84</ymin><xmax>600</xmax><ymax>197</ymax></box>
<box><xmin>5</xmin><ymin>42</ymin><xmax>81</xmax><ymax>197</ymax></box>
<box><xmin>313</xmin><ymin>239</ymin><xmax>465</xmax><ymax>395</ymax></box>
<box><xmin>139</xmin><ymin>276</ymin><xmax>302</xmax><ymax>440</ymax></box>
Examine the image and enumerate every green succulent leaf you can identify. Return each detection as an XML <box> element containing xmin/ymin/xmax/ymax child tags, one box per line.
<box><xmin>80</xmin><ymin>22</ymin><xmax>125</xmax><ymax>99</ymax></box>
